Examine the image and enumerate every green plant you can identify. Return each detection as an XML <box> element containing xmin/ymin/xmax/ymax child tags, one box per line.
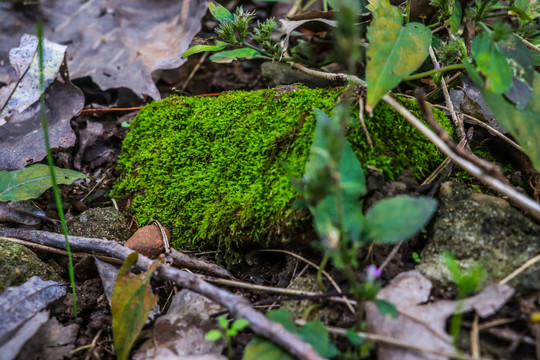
<box><xmin>300</xmin><ymin>106</ymin><xmax>437</xmax><ymax>326</ymax></box>
<box><xmin>443</xmin><ymin>253</ymin><xmax>483</xmax><ymax>348</ymax></box>
<box><xmin>36</xmin><ymin>20</ymin><xmax>80</xmax><ymax>316</ymax></box>
<box><xmin>243</xmin><ymin>310</ymin><xmax>338</xmax><ymax>360</ymax></box>
<box><xmin>206</xmin><ymin>316</ymin><xmax>250</xmax><ymax>359</ymax></box>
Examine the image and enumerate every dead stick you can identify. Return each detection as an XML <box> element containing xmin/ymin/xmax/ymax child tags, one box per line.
<box><xmin>0</xmin><ymin>228</ymin><xmax>325</xmax><ymax>360</ymax></box>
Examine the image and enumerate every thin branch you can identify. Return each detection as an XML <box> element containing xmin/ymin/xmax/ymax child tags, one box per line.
<box><xmin>259</xmin><ymin>249</ymin><xmax>356</xmax><ymax>313</ymax></box>
<box><xmin>397</xmin><ymin>93</ymin><xmax>525</xmax><ymax>154</ymax></box>
<box><xmin>428</xmin><ymin>46</ymin><xmax>465</xmax><ymax>139</ymax></box>
<box><xmin>287</xmin><ymin>61</ymin><xmax>367</xmax><ymax>86</ymax></box>
<box><xmin>0</xmin><ymin>228</ymin><xmax>325</xmax><ymax>360</ymax></box>
<box><xmin>383</xmin><ymin>94</ymin><xmax>540</xmax><ymax>222</ymax></box>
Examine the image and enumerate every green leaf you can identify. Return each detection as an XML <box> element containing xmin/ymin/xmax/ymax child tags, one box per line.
<box><xmin>346</xmin><ymin>328</ymin><xmax>365</xmax><ymax>347</ymax></box>
<box><xmin>363</xmin><ymin>196</ymin><xmax>437</xmax><ymax>243</ymax></box>
<box><xmin>243</xmin><ymin>310</ymin><xmax>338</xmax><ymax>360</ymax></box>
<box><xmin>471</xmin><ymin>32</ymin><xmax>512</xmax><ymax>94</ymax></box>
<box><xmin>183</xmin><ymin>41</ymin><xmax>228</xmax><ymax>58</ymax></box>
<box><xmin>481</xmin><ymin>72</ymin><xmax>540</xmax><ymax>172</ymax></box>
<box><xmin>209</xmin><ymin>48</ymin><xmax>264</xmax><ymax>63</ymax></box>
<box><xmin>218</xmin><ymin>316</ymin><xmax>229</xmax><ymax>329</ymax></box>
<box><xmin>447</xmin><ymin>1</ymin><xmax>462</xmax><ymax>34</ymax></box>
<box><xmin>297</xmin><ymin>321</ymin><xmax>339</xmax><ymax>358</ymax></box>
<box><xmin>112</xmin><ymin>253</ymin><xmax>158</xmax><ymax>360</ymax></box>
<box><xmin>243</xmin><ymin>337</ymin><xmax>293</xmax><ymax>360</ymax></box>
<box><xmin>366</xmin><ymin>0</ymin><xmax>432</xmax><ymax>112</ymax></box>
<box><xmin>232</xmin><ymin>318</ymin><xmax>250</xmax><ymax>331</ymax></box>
<box><xmin>511</xmin><ymin>0</ymin><xmax>540</xmax><ymax>25</ymax></box>
<box><xmin>0</xmin><ymin>164</ymin><xmax>86</xmax><ymax>202</ymax></box>
<box><xmin>375</xmin><ymin>299</ymin><xmax>399</xmax><ymax>318</ymax></box>
<box><xmin>208</xmin><ymin>1</ymin><xmax>233</xmax><ymax>22</ymax></box>
<box><xmin>205</xmin><ymin>329</ymin><xmax>223</xmax><ymax>341</ymax></box>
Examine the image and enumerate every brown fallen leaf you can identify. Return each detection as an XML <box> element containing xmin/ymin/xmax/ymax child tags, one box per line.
<box><xmin>365</xmin><ymin>270</ymin><xmax>514</xmax><ymax>360</ymax></box>
<box><xmin>0</xmin><ymin>0</ymin><xmax>208</xmax><ymax>100</ymax></box>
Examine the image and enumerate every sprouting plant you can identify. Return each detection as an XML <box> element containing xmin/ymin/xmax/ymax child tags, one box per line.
<box><xmin>443</xmin><ymin>253</ymin><xmax>483</xmax><ymax>348</ymax></box>
<box><xmin>206</xmin><ymin>316</ymin><xmax>249</xmax><ymax>358</ymax></box>
<box><xmin>300</xmin><ymin>106</ymin><xmax>437</xmax><ymax>329</ymax></box>
<box><xmin>183</xmin><ymin>2</ymin><xmax>283</xmax><ymax>63</ymax></box>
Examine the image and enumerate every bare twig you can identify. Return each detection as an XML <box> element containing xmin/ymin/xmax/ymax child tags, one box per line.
<box><xmin>358</xmin><ymin>95</ymin><xmax>373</xmax><ymax>149</ymax></box>
<box><xmin>397</xmin><ymin>92</ymin><xmax>525</xmax><ymax>154</ymax></box>
<box><xmin>500</xmin><ymin>252</ymin><xmax>540</xmax><ymax>285</ymax></box>
<box><xmin>517</xmin><ymin>34</ymin><xmax>540</xmax><ymax>54</ymax></box>
<box><xmin>181</xmin><ymin>52</ymin><xmax>209</xmax><ymax>91</ymax></box>
<box><xmin>414</xmin><ymin>89</ymin><xmax>504</xmax><ymax>181</ymax></box>
<box><xmin>287</xmin><ymin>61</ymin><xmax>367</xmax><ymax>86</ymax></box>
<box><xmin>428</xmin><ymin>46</ymin><xmax>465</xmax><ymax>139</ymax></box>
<box><xmin>383</xmin><ymin>94</ymin><xmax>540</xmax><ymax>222</ymax></box>
<box><xmin>0</xmin><ymin>228</ymin><xmax>325</xmax><ymax>360</ymax></box>
<box><xmin>260</xmin><ymin>249</ymin><xmax>355</xmax><ymax>313</ymax></box>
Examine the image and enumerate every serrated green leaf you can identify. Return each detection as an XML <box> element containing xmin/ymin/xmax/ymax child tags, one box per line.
<box><xmin>209</xmin><ymin>48</ymin><xmax>263</xmax><ymax>63</ymax></box>
<box><xmin>205</xmin><ymin>329</ymin><xmax>223</xmax><ymax>341</ymax></box>
<box><xmin>366</xmin><ymin>0</ymin><xmax>431</xmax><ymax>112</ymax></box>
<box><xmin>183</xmin><ymin>41</ymin><xmax>228</xmax><ymax>58</ymax></box>
<box><xmin>112</xmin><ymin>253</ymin><xmax>158</xmax><ymax>360</ymax></box>
<box><xmin>0</xmin><ymin>164</ymin><xmax>86</xmax><ymax>202</ymax></box>
<box><xmin>375</xmin><ymin>299</ymin><xmax>398</xmax><ymax>318</ymax></box>
<box><xmin>208</xmin><ymin>1</ymin><xmax>233</xmax><ymax>22</ymax></box>
<box><xmin>471</xmin><ymin>33</ymin><xmax>512</xmax><ymax>94</ymax></box>
<box><xmin>481</xmin><ymin>72</ymin><xmax>540</xmax><ymax>173</ymax></box>
<box><xmin>363</xmin><ymin>196</ymin><xmax>437</xmax><ymax>243</ymax></box>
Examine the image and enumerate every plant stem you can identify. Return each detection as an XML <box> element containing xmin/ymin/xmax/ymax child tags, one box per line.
<box><xmin>404</xmin><ymin>64</ymin><xmax>465</xmax><ymax>81</ymax></box>
<box><xmin>37</xmin><ymin>20</ymin><xmax>78</xmax><ymax>317</ymax></box>
<box><xmin>317</xmin><ymin>255</ymin><xmax>329</xmax><ymax>292</ymax></box>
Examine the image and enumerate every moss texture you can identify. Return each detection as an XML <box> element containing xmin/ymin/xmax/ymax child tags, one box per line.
<box><xmin>113</xmin><ymin>86</ymin><xmax>453</xmax><ymax>250</ymax></box>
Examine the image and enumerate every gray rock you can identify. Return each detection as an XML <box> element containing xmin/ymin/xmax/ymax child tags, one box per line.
<box><xmin>66</xmin><ymin>207</ymin><xmax>129</xmax><ymax>243</ymax></box>
<box><xmin>417</xmin><ymin>181</ymin><xmax>540</xmax><ymax>289</ymax></box>
<box><xmin>0</xmin><ymin>240</ymin><xmax>62</xmax><ymax>291</ymax></box>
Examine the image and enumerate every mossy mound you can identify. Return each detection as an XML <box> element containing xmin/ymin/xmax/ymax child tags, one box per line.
<box><xmin>112</xmin><ymin>86</ymin><xmax>453</xmax><ymax>250</ymax></box>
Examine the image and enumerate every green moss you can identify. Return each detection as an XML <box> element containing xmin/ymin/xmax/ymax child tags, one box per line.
<box><xmin>112</xmin><ymin>86</ymin><xmax>453</xmax><ymax>251</ymax></box>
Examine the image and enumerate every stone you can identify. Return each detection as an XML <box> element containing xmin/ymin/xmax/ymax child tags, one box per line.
<box><xmin>66</xmin><ymin>207</ymin><xmax>129</xmax><ymax>242</ymax></box>
<box><xmin>0</xmin><ymin>239</ymin><xmax>61</xmax><ymax>291</ymax></box>
<box><xmin>417</xmin><ymin>181</ymin><xmax>540</xmax><ymax>289</ymax></box>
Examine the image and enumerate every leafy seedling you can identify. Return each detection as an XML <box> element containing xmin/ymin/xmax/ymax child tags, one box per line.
<box><xmin>443</xmin><ymin>253</ymin><xmax>483</xmax><ymax>348</ymax></box>
<box><xmin>206</xmin><ymin>316</ymin><xmax>249</xmax><ymax>358</ymax></box>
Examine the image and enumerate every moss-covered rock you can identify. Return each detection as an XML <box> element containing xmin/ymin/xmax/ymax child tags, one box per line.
<box><xmin>113</xmin><ymin>86</ymin><xmax>453</xmax><ymax>251</ymax></box>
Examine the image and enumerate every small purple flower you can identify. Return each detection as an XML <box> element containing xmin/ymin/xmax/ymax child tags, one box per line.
<box><xmin>366</xmin><ymin>265</ymin><xmax>382</xmax><ymax>280</ymax></box>
<box><xmin>435</xmin><ymin>61</ymin><xmax>442</xmax><ymax>69</ymax></box>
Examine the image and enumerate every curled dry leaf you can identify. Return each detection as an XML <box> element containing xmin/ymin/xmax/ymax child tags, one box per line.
<box><xmin>0</xmin><ymin>35</ymin><xmax>83</xmax><ymax>171</ymax></box>
<box><xmin>0</xmin><ymin>0</ymin><xmax>208</xmax><ymax>100</ymax></box>
<box><xmin>365</xmin><ymin>270</ymin><xmax>514</xmax><ymax>360</ymax></box>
